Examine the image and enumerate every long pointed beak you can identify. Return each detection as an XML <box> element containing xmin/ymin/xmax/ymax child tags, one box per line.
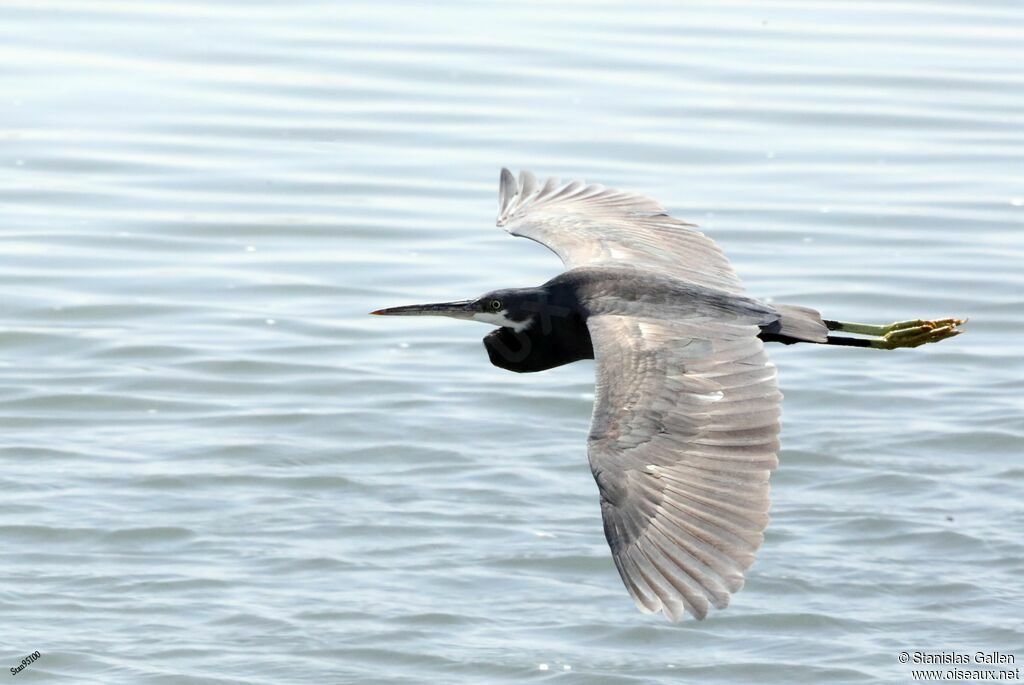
<box><xmin>370</xmin><ymin>299</ymin><xmax>477</xmax><ymax>320</ymax></box>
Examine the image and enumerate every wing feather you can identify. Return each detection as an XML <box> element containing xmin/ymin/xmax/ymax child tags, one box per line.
<box><xmin>496</xmin><ymin>168</ymin><xmax>744</xmax><ymax>294</ymax></box>
<box><xmin>586</xmin><ymin>314</ymin><xmax>779</xmax><ymax>620</ymax></box>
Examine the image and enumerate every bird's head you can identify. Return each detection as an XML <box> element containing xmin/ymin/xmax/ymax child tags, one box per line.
<box><xmin>371</xmin><ymin>288</ymin><xmax>542</xmax><ymax>332</ymax></box>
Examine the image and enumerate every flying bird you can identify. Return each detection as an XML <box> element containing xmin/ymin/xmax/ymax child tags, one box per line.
<box><xmin>372</xmin><ymin>169</ymin><xmax>964</xmax><ymax>621</ymax></box>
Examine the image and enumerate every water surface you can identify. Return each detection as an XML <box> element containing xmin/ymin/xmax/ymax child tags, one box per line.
<box><xmin>2</xmin><ymin>1</ymin><xmax>1023</xmax><ymax>683</ymax></box>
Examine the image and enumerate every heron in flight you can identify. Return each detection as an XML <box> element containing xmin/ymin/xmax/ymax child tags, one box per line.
<box><xmin>372</xmin><ymin>169</ymin><xmax>964</xmax><ymax>621</ymax></box>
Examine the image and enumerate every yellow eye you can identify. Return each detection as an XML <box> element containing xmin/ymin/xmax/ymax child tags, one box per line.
<box><xmin>489</xmin><ymin>299</ymin><xmax>502</xmax><ymax>311</ymax></box>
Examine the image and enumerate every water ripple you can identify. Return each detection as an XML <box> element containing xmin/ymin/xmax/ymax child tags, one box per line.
<box><xmin>2</xmin><ymin>0</ymin><xmax>1023</xmax><ymax>683</ymax></box>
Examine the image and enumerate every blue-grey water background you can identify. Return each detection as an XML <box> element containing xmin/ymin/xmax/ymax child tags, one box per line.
<box><xmin>2</xmin><ymin>1</ymin><xmax>1023</xmax><ymax>683</ymax></box>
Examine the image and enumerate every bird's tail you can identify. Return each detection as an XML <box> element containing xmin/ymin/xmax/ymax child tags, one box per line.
<box><xmin>769</xmin><ymin>304</ymin><xmax>829</xmax><ymax>343</ymax></box>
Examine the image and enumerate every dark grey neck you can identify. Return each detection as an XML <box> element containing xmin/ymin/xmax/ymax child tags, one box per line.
<box><xmin>482</xmin><ymin>282</ymin><xmax>593</xmax><ymax>373</ymax></box>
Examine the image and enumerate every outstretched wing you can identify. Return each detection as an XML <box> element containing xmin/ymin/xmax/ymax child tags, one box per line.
<box><xmin>586</xmin><ymin>314</ymin><xmax>780</xmax><ymax>621</ymax></box>
<box><xmin>497</xmin><ymin>168</ymin><xmax>743</xmax><ymax>294</ymax></box>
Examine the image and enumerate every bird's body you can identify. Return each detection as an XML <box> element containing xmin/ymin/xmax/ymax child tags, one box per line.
<box><xmin>481</xmin><ymin>265</ymin><xmax>815</xmax><ymax>374</ymax></box>
<box><xmin>373</xmin><ymin>169</ymin><xmax>964</xmax><ymax>621</ymax></box>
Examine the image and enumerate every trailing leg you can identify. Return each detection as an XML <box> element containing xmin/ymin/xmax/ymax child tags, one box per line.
<box><xmin>823</xmin><ymin>317</ymin><xmax>966</xmax><ymax>349</ymax></box>
<box><xmin>760</xmin><ymin>317</ymin><xmax>966</xmax><ymax>349</ymax></box>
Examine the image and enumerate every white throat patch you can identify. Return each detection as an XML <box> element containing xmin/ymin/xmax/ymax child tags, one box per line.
<box><xmin>472</xmin><ymin>310</ymin><xmax>533</xmax><ymax>332</ymax></box>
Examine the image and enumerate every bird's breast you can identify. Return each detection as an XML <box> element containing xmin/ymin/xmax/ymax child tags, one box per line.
<box><xmin>483</xmin><ymin>315</ymin><xmax>593</xmax><ymax>374</ymax></box>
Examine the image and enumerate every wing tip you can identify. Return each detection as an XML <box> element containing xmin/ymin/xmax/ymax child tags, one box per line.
<box><xmin>497</xmin><ymin>167</ymin><xmax>519</xmax><ymax>227</ymax></box>
<box><xmin>498</xmin><ymin>167</ymin><xmax>544</xmax><ymax>228</ymax></box>
<box><xmin>495</xmin><ymin>167</ymin><xmax>677</xmax><ymax>230</ymax></box>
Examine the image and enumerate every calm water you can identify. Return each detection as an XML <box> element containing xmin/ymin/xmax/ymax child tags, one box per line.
<box><xmin>2</xmin><ymin>1</ymin><xmax>1023</xmax><ymax>683</ymax></box>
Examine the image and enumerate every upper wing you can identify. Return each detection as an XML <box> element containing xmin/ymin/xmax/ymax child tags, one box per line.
<box><xmin>586</xmin><ymin>314</ymin><xmax>780</xmax><ymax>621</ymax></box>
<box><xmin>497</xmin><ymin>168</ymin><xmax>744</xmax><ymax>294</ymax></box>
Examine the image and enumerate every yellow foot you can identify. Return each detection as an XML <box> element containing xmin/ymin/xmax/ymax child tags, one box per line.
<box><xmin>874</xmin><ymin>318</ymin><xmax>966</xmax><ymax>349</ymax></box>
<box><xmin>881</xmin><ymin>318</ymin><xmax>966</xmax><ymax>335</ymax></box>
